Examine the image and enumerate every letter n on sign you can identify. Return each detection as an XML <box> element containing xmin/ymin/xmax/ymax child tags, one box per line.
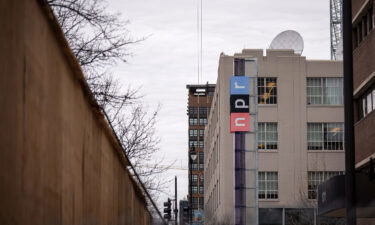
<box><xmin>230</xmin><ymin>113</ymin><xmax>250</xmax><ymax>132</ymax></box>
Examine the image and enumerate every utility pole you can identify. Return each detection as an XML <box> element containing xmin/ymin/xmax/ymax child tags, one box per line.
<box><xmin>174</xmin><ymin>176</ymin><xmax>178</xmax><ymax>225</ymax></box>
<box><xmin>342</xmin><ymin>0</ymin><xmax>356</xmax><ymax>224</ymax></box>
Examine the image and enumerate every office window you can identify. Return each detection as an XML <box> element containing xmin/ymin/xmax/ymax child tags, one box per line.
<box><xmin>198</xmin><ymin>141</ymin><xmax>204</xmax><ymax>148</ymax></box>
<box><xmin>258</xmin><ymin>172</ymin><xmax>278</xmax><ymax>199</ymax></box>
<box><xmin>258</xmin><ymin>77</ymin><xmax>277</xmax><ymax>104</ymax></box>
<box><xmin>359</xmin><ymin>84</ymin><xmax>375</xmax><ymax>119</ymax></box>
<box><xmin>192</xmin><ymin>186</ymin><xmax>198</xmax><ymax>194</ymax></box>
<box><xmin>189</xmin><ymin>107</ymin><xmax>198</xmax><ymax>116</ymax></box>
<box><xmin>307</xmin><ymin>78</ymin><xmax>343</xmax><ymax>105</ymax></box>
<box><xmin>199</xmin><ymin>186</ymin><xmax>204</xmax><ymax>194</ymax></box>
<box><xmin>258</xmin><ymin>123</ymin><xmax>278</xmax><ymax>150</ymax></box>
<box><xmin>199</xmin><ymin>118</ymin><xmax>207</xmax><ymax>125</ymax></box>
<box><xmin>191</xmin><ymin>163</ymin><xmax>198</xmax><ymax>171</ymax></box>
<box><xmin>353</xmin><ymin>6</ymin><xmax>374</xmax><ymax>48</ymax></box>
<box><xmin>199</xmin><ymin>175</ymin><xmax>204</xmax><ymax>183</ymax></box>
<box><xmin>199</xmin><ymin>107</ymin><xmax>208</xmax><ymax>116</ymax></box>
<box><xmin>308</xmin><ymin>171</ymin><xmax>344</xmax><ymax>199</ymax></box>
<box><xmin>199</xmin><ymin>163</ymin><xmax>204</xmax><ymax>170</ymax></box>
<box><xmin>307</xmin><ymin>123</ymin><xmax>344</xmax><ymax>150</ymax></box>
<box><xmin>199</xmin><ymin>152</ymin><xmax>204</xmax><ymax>163</ymax></box>
<box><xmin>192</xmin><ymin>197</ymin><xmax>198</xmax><ymax>209</ymax></box>
<box><xmin>192</xmin><ymin>174</ymin><xmax>198</xmax><ymax>184</ymax></box>
<box><xmin>189</xmin><ymin>118</ymin><xmax>198</xmax><ymax>126</ymax></box>
<box><xmin>199</xmin><ymin>129</ymin><xmax>204</xmax><ymax>137</ymax></box>
<box><xmin>189</xmin><ymin>140</ymin><xmax>198</xmax><ymax>148</ymax></box>
<box><xmin>199</xmin><ymin>197</ymin><xmax>204</xmax><ymax>209</ymax></box>
<box><xmin>189</xmin><ymin>129</ymin><xmax>198</xmax><ymax>137</ymax></box>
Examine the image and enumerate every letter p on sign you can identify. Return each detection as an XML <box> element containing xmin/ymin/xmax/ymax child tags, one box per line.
<box><xmin>230</xmin><ymin>113</ymin><xmax>250</xmax><ymax>132</ymax></box>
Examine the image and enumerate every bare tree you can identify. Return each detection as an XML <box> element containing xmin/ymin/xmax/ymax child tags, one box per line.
<box><xmin>48</xmin><ymin>0</ymin><xmax>170</xmax><ymax>196</ymax></box>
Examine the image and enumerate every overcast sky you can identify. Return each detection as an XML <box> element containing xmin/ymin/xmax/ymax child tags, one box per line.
<box><xmin>108</xmin><ymin>0</ymin><xmax>331</xmax><ymax>211</ymax></box>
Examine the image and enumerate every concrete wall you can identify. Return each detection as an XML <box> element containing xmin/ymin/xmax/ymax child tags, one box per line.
<box><xmin>0</xmin><ymin>1</ymin><xmax>151</xmax><ymax>224</ymax></box>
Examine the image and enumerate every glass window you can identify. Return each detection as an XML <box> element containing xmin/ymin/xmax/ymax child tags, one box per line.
<box><xmin>199</xmin><ymin>129</ymin><xmax>204</xmax><ymax>137</ymax></box>
<box><xmin>199</xmin><ymin>118</ymin><xmax>207</xmax><ymax>126</ymax></box>
<box><xmin>360</xmin><ymin>85</ymin><xmax>375</xmax><ymax>119</ymax></box>
<box><xmin>192</xmin><ymin>186</ymin><xmax>198</xmax><ymax>194</ymax></box>
<box><xmin>189</xmin><ymin>107</ymin><xmax>198</xmax><ymax>116</ymax></box>
<box><xmin>258</xmin><ymin>78</ymin><xmax>277</xmax><ymax>104</ymax></box>
<box><xmin>307</xmin><ymin>123</ymin><xmax>344</xmax><ymax>150</ymax></box>
<box><xmin>199</xmin><ymin>107</ymin><xmax>208</xmax><ymax>116</ymax></box>
<box><xmin>189</xmin><ymin>140</ymin><xmax>198</xmax><ymax>148</ymax></box>
<box><xmin>199</xmin><ymin>152</ymin><xmax>204</xmax><ymax>164</ymax></box>
<box><xmin>198</xmin><ymin>141</ymin><xmax>204</xmax><ymax>148</ymax></box>
<box><xmin>308</xmin><ymin>171</ymin><xmax>344</xmax><ymax>199</ymax></box>
<box><xmin>199</xmin><ymin>197</ymin><xmax>204</xmax><ymax>209</ymax></box>
<box><xmin>258</xmin><ymin>123</ymin><xmax>278</xmax><ymax>150</ymax></box>
<box><xmin>258</xmin><ymin>172</ymin><xmax>278</xmax><ymax>199</ymax></box>
<box><xmin>191</xmin><ymin>197</ymin><xmax>198</xmax><ymax>209</ymax></box>
<box><xmin>191</xmin><ymin>163</ymin><xmax>198</xmax><ymax>171</ymax></box>
<box><xmin>189</xmin><ymin>129</ymin><xmax>198</xmax><ymax>137</ymax></box>
<box><xmin>199</xmin><ymin>186</ymin><xmax>204</xmax><ymax>194</ymax></box>
<box><xmin>199</xmin><ymin>163</ymin><xmax>204</xmax><ymax>170</ymax></box>
<box><xmin>259</xmin><ymin>208</ymin><xmax>282</xmax><ymax>225</ymax></box>
<box><xmin>285</xmin><ymin>208</ymin><xmax>314</xmax><ymax>225</ymax></box>
<box><xmin>189</xmin><ymin>118</ymin><xmax>198</xmax><ymax>126</ymax></box>
<box><xmin>307</xmin><ymin>78</ymin><xmax>343</xmax><ymax>105</ymax></box>
<box><xmin>192</xmin><ymin>174</ymin><xmax>198</xmax><ymax>183</ymax></box>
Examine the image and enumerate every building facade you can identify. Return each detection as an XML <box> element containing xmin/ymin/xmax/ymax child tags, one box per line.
<box><xmin>187</xmin><ymin>84</ymin><xmax>215</xmax><ymax>223</ymax></box>
<box><xmin>352</xmin><ymin>0</ymin><xmax>375</xmax><ymax>223</ymax></box>
<box><xmin>204</xmin><ymin>49</ymin><xmax>345</xmax><ymax>225</ymax></box>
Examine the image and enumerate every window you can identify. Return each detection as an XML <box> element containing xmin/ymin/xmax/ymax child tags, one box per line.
<box><xmin>359</xmin><ymin>84</ymin><xmax>375</xmax><ymax>119</ymax></box>
<box><xmin>258</xmin><ymin>78</ymin><xmax>277</xmax><ymax>104</ymax></box>
<box><xmin>258</xmin><ymin>172</ymin><xmax>278</xmax><ymax>199</ymax></box>
<box><xmin>192</xmin><ymin>186</ymin><xmax>198</xmax><ymax>194</ymax></box>
<box><xmin>199</xmin><ymin>175</ymin><xmax>204</xmax><ymax>183</ymax></box>
<box><xmin>199</xmin><ymin>152</ymin><xmax>204</xmax><ymax>164</ymax></box>
<box><xmin>199</xmin><ymin>186</ymin><xmax>204</xmax><ymax>194</ymax></box>
<box><xmin>307</xmin><ymin>78</ymin><xmax>343</xmax><ymax>105</ymax></box>
<box><xmin>308</xmin><ymin>171</ymin><xmax>344</xmax><ymax>199</ymax></box>
<box><xmin>189</xmin><ymin>129</ymin><xmax>198</xmax><ymax>137</ymax></box>
<box><xmin>199</xmin><ymin>118</ymin><xmax>207</xmax><ymax>125</ymax></box>
<box><xmin>191</xmin><ymin>163</ymin><xmax>198</xmax><ymax>171</ymax></box>
<box><xmin>199</xmin><ymin>163</ymin><xmax>204</xmax><ymax>170</ymax></box>
<box><xmin>199</xmin><ymin>197</ymin><xmax>204</xmax><ymax>209</ymax></box>
<box><xmin>198</xmin><ymin>141</ymin><xmax>204</xmax><ymax>148</ymax></box>
<box><xmin>199</xmin><ymin>129</ymin><xmax>204</xmax><ymax>137</ymax></box>
<box><xmin>189</xmin><ymin>118</ymin><xmax>198</xmax><ymax>126</ymax></box>
<box><xmin>199</xmin><ymin>107</ymin><xmax>208</xmax><ymax>116</ymax></box>
<box><xmin>191</xmin><ymin>197</ymin><xmax>198</xmax><ymax>209</ymax></box>
<box><xmin>353</xmin><ymin>6</ymin><xmax>374</xmax><ymax>48</ymax></box>
<box><xmin>192</xmin><ymin>174</ymin><xmax>198</xmax><ymax>184</ymax></box>
<box><xmin>258</xmin><ymin>123</ymin><xmax>278</xmax><ymax>150</ymax></box>
<box><xmin>307</xmin><ymin>123</ymin><xmax>344</xmax><ymax>150</ymax></box>
<box><xmin>189</xmin><ymin>107</ymin><xmax>198</xmax><ymax>116</ymax></box>
<box><xmin>189</xmin><ymin>140</ymin><xmax>198</xmax><ymax>148</ymax></box>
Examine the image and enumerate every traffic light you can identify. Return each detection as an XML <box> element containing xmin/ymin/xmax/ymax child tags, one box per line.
<box><xmin>163</xmin><ymin>198</ymin><xmax>172</xmax><ymax>220</ymax></box>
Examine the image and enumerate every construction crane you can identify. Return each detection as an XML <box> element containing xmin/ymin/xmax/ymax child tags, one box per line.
<box><xmin>330</xmin><ymin>0</ymin><xmax>343</xmax><ymax>60</ymax></box>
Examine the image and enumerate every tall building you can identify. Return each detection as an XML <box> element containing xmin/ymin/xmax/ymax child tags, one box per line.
<box><xmin>204</xmin><ymin>49</ymin><xmax>344</xmax><ymax>225</ymax></box>
<box><xmin>186</xmin><ymin>84</ymin><xmax>215</xmax><ymax>223</ymax></box>
<box><xmin>179</xmin><ymin>200</ymin><xmax>189</xmax><ymax>225</ymax></box>
<box><xmin>318</xmin><ymin>2</ymin><xmax>375</xmax><ymax>224</ymax></box>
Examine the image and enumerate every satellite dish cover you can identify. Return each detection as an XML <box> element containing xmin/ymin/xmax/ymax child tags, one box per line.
<box><xmin>269</xmin><ymin>30</ymin><xmax>304</xmax><ymax>54</ymax></box>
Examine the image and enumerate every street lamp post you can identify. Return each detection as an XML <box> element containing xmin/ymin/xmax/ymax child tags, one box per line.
<box><xmin>189</xmin><ymin>146</ymin><xmax>197</xmax><ymax>225</ymax></box>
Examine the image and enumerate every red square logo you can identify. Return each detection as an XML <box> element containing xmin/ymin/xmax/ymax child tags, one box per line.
<box><xmin>230</xmin><ymin>113</ymin><xmax>250</xmax><ymax>133</ymax></box>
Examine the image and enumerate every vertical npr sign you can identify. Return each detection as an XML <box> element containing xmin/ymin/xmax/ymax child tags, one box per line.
<box><xmin>230</xmin><ymin>76</ymin><xmax>250</xmax><ymax>132</ymax></box>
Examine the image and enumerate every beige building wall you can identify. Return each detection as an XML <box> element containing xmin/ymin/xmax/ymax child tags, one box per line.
<box><xmin>204</xmin><ymin>49</ymin><xmax>344</xmax><ymax>225</ymax></box>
